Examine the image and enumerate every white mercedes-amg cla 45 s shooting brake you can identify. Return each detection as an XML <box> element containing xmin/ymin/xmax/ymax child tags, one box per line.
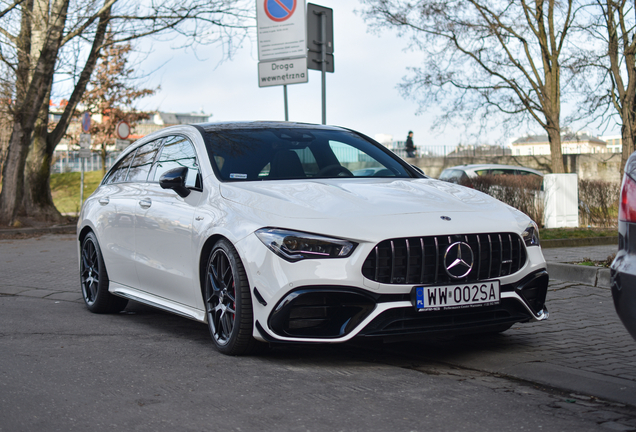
<box><xmin>78</xmin><ymin>122</ymin><xmax>549</xmax><ymax>355</ymax></box>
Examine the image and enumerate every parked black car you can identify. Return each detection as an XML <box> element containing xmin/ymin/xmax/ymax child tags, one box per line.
<box><xmin>611</xmin><ymin>151</ymin><xmax>636</xmax><ymax>341</ymax></box>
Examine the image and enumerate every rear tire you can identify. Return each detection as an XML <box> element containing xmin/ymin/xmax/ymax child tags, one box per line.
<box><xmin>80</xmin><ymin>232</ymin><xmax>128</xmax><ymax>313</ymax></box>
<box><xmin>204</xmin><ymin>239</ymin><xmax>260</xmax><ymax>355</ymax></box>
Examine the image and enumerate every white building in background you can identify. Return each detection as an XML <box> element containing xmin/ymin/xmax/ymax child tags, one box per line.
<box><xmin>511</xmin><ymin>132</ymin><xmax>608</xmax><ymax>155</ymax></box>
<box><xmin>373</xmin><ymin>133</ymin><xmax>412</xmax><ymax>155</ymax></box>
<box><xmin>134</xmin><ymin>111</ymin><xmax>211</xmax><ymax>137</ymax></box>
<box><xmin>599</xmin><ymin>134</ymin><xmax>623</xmax><ymax>153</ymax></box>
<box><xmin>146</xmin><ymin>111</ymin><xmax>211</xmax><ymax>126</ymax></box>
<box><xmin>52</xmin><ymin>110</ymin><xmax>212</xmax><ymax>173</ymax></box>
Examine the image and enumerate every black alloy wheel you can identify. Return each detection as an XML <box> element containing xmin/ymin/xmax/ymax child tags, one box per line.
<box><xmin>205</xmin><ymin>239</ymin><xmax>259</xmax><ymax>355</ymax></box>
<box><xmin>80</xmin><ymin>232</ymin><xmax>128</xmax><ymax>313</ymax></box>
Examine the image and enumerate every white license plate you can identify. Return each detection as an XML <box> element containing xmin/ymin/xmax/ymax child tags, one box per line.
<box><xmin>414</xmin><ymin>281</ymin><xmax>500</xmax><ymax>311</ymax></box>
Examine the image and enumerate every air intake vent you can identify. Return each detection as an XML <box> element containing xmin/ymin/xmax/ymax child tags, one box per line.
<box><xmin>362</xmin><ymin>233</ymin><xmax>526</xmax><ymax>285</ymax></box>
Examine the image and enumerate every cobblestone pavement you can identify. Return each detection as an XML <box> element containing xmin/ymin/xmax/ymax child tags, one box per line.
<box><xmin>397</xmin><ymin>278</ymin><xmax>636</xmax><ymax>403</ymax></box>
<box><xmin>543</xmin><ymin>244</ymin><xmax>618</xmax><ymax>263</ymax></box>
<box><xmin>527</xmin><ymin>280</ymin><xmax>635</xmax><ymax>381</ymax></box>
<box><xmin>1</xmin><ymin>234</ymin><xmax>636</xmax><ymax>410</ymax></box>
<box><xmin>0</xmin><ymin>234</ymin><xmax>79</xmax><ymax>300</ymax></box>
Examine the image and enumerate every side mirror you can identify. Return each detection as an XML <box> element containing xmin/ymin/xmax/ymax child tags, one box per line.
<box><xmin>159</xmin><ymin>167</ymin><xmax>191</xmax><ymax>198</ymax></box>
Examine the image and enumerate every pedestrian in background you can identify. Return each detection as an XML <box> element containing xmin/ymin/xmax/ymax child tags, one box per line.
<box><xmin>405</xmin><ymin>131</ymin><xmax>416</xmax><ymax>157</ymax></box>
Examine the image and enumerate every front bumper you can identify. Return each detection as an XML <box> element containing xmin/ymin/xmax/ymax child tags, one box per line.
<box><xmin>238</xmin><ymin>233</ymin><xmax>549</xmax><ymax>343</ymax></box>
<box><xmin>255</xmin><ymin>270</ymin><xmax>548</xmax><ymax>343</ymax></box>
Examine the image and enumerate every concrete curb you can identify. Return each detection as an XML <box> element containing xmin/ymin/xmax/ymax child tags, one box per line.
<box><xmin>548</xmin><ymin>262</ymin><xmax>611</xmax><ymax>288</ymax></box>
<box><xmin>541</xmin><ymin>236</ymin><xmax>618</xmax><ymax>248</ymax></box>
<box><xmin>0</xmin><ymin>225</ymin><xmax>76</xmax><ymax>236</ymax></box>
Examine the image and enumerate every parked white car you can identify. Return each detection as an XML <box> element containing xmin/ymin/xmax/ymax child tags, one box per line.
<box><xmin>78</xmin><ymin>122</ymin><xmax>549</xmax><ymax>355</ymax></box>
<box><xmin>439</xmin><ymin>164</ymin><xmax>544</xmax><ymax>186</ymax></box>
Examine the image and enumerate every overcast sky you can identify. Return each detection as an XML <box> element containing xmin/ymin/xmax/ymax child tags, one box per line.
<box><xmin>135</xmin><ymin>0</ymin><xmax>477</xmax><ymax>149</ymax></box>
<box><xmin>136</xmin><ymin>0</ymin><xmax>610</xmax><ymax>148</ymax></box>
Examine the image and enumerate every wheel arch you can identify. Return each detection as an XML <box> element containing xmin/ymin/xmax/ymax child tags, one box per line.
<box><xmin>199</xmin><ymin>234</ymin><xmax>229</xmax><ymax>299</ymax></box>
<box><xmin>78</xmin><ymin>225</ymin><xmax>94</xmax><ymax>244</ymax></box>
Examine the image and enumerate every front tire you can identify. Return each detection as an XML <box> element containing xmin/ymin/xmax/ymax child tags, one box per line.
<box><xmin>204</xmin><ymin>239</ymin><xmax>259</xmax><ymax>355</ymax></box>
<box><xmin>80</xmin><ymin>232</ymin><xmax>128</xmax><ymax>313</ymax></box>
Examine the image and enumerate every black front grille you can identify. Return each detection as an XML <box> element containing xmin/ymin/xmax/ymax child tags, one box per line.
<box><xmin>362</xmin><ymin>233</ymin><xmax>527</xmax><ymax>285</ymax></box>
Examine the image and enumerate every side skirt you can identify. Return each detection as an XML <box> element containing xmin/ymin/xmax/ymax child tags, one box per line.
<box><xmin>109</xmin><ymin>282</ymin><xmax>206</xmax><ymax>322</ymax></box>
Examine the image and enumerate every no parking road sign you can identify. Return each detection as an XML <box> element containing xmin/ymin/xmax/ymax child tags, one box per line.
<box><xmin>264</xmin><ymin>0</ymin><xmax>297</xmax><ymax>22</ymax></box>
<box><xmin>257</xmin><ymin>0</ymin><xmax>306</xmax><ymax>61</ymax></box>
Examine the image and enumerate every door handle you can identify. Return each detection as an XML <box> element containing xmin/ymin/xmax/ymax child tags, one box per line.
<box><xmin>139</xmin><ymin>198</ymin><xmax>152</xmax><ymax>209</ymax></box>
<box><xmin>98</xmin><ymin>197</ymin><xmax>109</xmax><ymax>205</ymax></box>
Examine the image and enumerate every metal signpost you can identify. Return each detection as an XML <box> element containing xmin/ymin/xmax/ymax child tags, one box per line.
<box><xmin>79</xmin><ymin>112</ymin><xmax>91</xmax><ymax>208</ymax></box>
<box><xmin>255</xmin><ymin>1</ymin><xmax>334</xmax><ymax>123</ymax></box>
<box><xmin>256</xmin><ymin>0</ymin><xmax>307</xmax><ymax>120</ymax></box>
<box><xmin>306</xmin><ymin>3</ymin><xmax>334</xmax><ymax>125</ymax></box>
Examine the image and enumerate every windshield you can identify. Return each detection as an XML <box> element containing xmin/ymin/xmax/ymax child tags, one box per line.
<box><xmin>203</xmin><ymin>128</ymin><xmax>414</xmax><ymax>181</ymax></box>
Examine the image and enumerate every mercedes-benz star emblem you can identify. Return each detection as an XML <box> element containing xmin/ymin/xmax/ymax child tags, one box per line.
<box><xmin>444</xmin><ymin>242</ymin><xmax>474</xmax><ymax>279</ymax></box>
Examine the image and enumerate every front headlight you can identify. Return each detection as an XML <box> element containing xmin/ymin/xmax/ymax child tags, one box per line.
<box><xmin>522</xmin><ymin>221</ymin><xmax>540</xmax><ymax>247</ymax></box>
<box><xmin>255</xmin><ymin>228</ymin><xmax>357</xmax><ymax>262</ymax></box>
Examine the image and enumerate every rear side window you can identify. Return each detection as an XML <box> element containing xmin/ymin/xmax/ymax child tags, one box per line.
<box><xmin>150</xmin><ymin>135</ymin><xmax>200</xmax><ymax>188</ymax></box>
<box><xmin>489</xmin><ymin>169</ymin><xmax>514</xmax><ymax>176</ymax></box>
<box><xmin>103</xmin><ymin>151</ymin><xmax>136</xmax><ymax>184</ymax></box>
<box><xmin>126</xmin><ymin>140</ymin><xmax>162</xmax><ymax>182</ymax></box>
<box><xmin>516</xmin><ymin>170</ymin><xmax>541</xmax><ymax>179</ymax></box>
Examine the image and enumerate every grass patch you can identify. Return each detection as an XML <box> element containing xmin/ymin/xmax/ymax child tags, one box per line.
<box><xmin>541</xmin><ymin>227</ymin><xmax>616</xmax><ymax>240</ymax></box>
<box><xmin>50</xmin><ymin>171</ymin><xmax>104</xmax><ymax>214</ymax></box>
<box><xmin>578</xmin><ymin>254</ymin><xmax>616</xmax><ymax>268</ymax></box>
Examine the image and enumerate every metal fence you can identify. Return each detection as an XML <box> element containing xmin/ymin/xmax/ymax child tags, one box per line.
<box><xmin>53</xmin><ymin>151</ymin><xmax>120</xmax><ymax>174</ymax></box>
<box><xmin>390</xmin><ymin>142</ymin><xmax>511</xmax><ymax>158</ymax></box>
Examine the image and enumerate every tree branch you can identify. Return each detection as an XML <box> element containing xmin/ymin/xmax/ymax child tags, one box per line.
<box><xmin>50</xmin><ymin>4</ymin><xmax>111</xmax><ymax>146</ymax></box>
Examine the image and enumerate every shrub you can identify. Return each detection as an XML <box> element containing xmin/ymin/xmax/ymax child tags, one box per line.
<box><xmin>578</xmin><ymin>179</ymin><xmax>620</xmax><ymax>227</ymax></box>
<box><xmin>469</xmin><ymin>174</ymin><xmax>544</xmax><ymax>225</ymax></box>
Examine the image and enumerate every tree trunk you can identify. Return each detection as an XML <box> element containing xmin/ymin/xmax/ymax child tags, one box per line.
<box><xmin>0</xmin><ymin>0</ymin><xmax>34</xmax><ymax>225</ymax></box>
<box><xmin>101</xmin><ymin>144</ymin><xmax>107</xmax><ymax>177</ymax></box>
<box><xmin>545</xmin><ymin>112</ymin><xmax>565</xmax><ymax>173</ymax></box>
<box><xmin>20</xmin><ymin>3</ymin><xmax>110</xmax><ymax>223</ymax></box>
<box><xmin>0</xmin><ymin>128</ymin><xmax>9</xmax><ymax>187</ymax></box>
<box><xmin>621</xmin><ymin>104</ymin><xmax>636</xmax><ymax>175</ymax></box>
<box><xmin>23</xmin><ymin>92</ymin><xmax>64</xmax><ymax>222</ymax></box>
<box><xmin>0</xmin><ymin>119</ymin><xmax>32</xmax><ymax>225</ymax></box>
<box><xmin>0</xmin><ymin>0</ymin><xmax>69</xmax><ymax>225</ymax></box>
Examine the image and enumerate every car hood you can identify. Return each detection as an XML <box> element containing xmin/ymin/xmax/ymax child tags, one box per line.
<box><xmin>220</xmin><ymin>178</ymin><xmax>508</xmax><ymax>217</ymax></box>
<box><xmin>217</xmin><ymin>178</ymin><xmax>531</xmax><ymax>241</ymax></box>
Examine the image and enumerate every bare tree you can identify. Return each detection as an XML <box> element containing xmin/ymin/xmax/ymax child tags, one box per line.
<box><xmin>360</xmin><ymin>0</ymin><xmax>585</xmax><ymax>174</ymax></box>
<box><xmin>72</xmin><ymin>37</ymin><xmax>156</xmax><ymax>176</ymax></box>
<box><xmin>582</xmin><ymin>1</ymin><xmax>636</xmax><ymax>176</ymax></box>
<box><xmin>0</xmin><ymin>0</ymin><xmax>251</xmax><ymax>225</ymax></box>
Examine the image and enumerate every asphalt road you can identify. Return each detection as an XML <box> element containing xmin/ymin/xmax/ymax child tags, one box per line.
<box><xmin>1</xmin><ymin>234</ymin><xmax>635</xmax><ymax>432</ymax></box>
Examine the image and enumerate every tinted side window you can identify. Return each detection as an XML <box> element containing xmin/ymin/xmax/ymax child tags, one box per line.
<box><xmin>104</xmin><ymin>151</ymin><xmax>136</xmax><ymax>184</ymax></box>
<box><xmin>489</xmin><ymin>169</ymin><xmax>513</xmax><ymax>176</ymax></box>
<box><xmin>151</xmin><ymin>136</ymin><xmax>200</xmax><ymax>188</ymax></box>
<box><xmin>126</xmin><ymin>140</ymin><xmax>162</xmax><ymax>182</ymax></box>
